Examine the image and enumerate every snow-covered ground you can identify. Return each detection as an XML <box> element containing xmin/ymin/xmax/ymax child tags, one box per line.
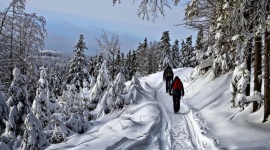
<box><xmin>47</xmin><ymin>67</ymin><xmax>270</xmax><ymax>150</ymax></box>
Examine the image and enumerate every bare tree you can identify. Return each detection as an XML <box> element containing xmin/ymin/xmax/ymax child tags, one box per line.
<box><xmin>113</xmin><ymin>0</ymin><xmax>181</xmax><ymax>21</ymax></box>
<box><xmin>96</xmin><ymin>30</ymin><xmax>121</xmax><ymax>80</ymax></box>
<box><xmin>0</xmin><ymin>0</ymin><xmax>46</xmax><ymax>98</ymax></box>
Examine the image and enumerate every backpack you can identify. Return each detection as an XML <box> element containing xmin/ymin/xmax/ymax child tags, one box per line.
<box><xmin>173</xmin><ymin>77</ymin><xmax>182</xmax><ymax>91</ymax></box>
<box><xmin>165</xmin><ymin>69</ymin><xmax>172</xmax><ymax>78</ymax></box>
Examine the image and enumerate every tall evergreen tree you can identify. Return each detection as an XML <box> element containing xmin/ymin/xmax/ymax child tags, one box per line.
<box><xmin>6</xmin><ymin>67</ymin><xmax>29</xmax><ymax>141</ymax></box>
<box><xmin>180</xmin><ymin>36</ymin><xmax>195</xmax><ymax>67</ymax></box>
<box><xmin>194</xmin><ymin>28</ymin><xmax>205</xmax><ymax>65</ymax></box>
<box><xmin>49</xmin><ymin>70</ymin><xmax>62</xmax><ymax>98</ymax></box>
<box><xmin>31</xmin><ymin>67</ymin><xmax>51</xmax><ymax>128</ymax></box>
<box><xmin>171</xmin><ymin>39</ymin><xmax>180</xmax><ymax>68</ymax></box>
<box><xmin>159</xmin><ymin>31</ymin><xmax>172</xmax><ymax>69</ymax></box>
<box><xmin>131</xmin><ymin>50</ymin><xmax>137</xmax><ymax>78</ymax></box>
<box><xmin>67</xmin><ymin>34</ymin><xmax>89</xmax><ymax>92</ymax></box>
<box><xmin>88</xmin><ymin>60</ymin><xmax>110</xmax><ymax>111</ymax></box>
<box><xmin>136</xmin><ymin>38</ymin><xmax>149</xmax><ymax>76</ymax></box>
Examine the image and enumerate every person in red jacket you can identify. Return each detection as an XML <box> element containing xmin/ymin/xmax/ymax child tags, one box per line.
<box><xmin>163</xmin><ymin>65</ymin><xmax>174</xmax><ymax>93</ymax></box>
<box><xmin>169</xmin><ymin>76</ymin><xmax>184</xmax><ymax>113</ymax></box>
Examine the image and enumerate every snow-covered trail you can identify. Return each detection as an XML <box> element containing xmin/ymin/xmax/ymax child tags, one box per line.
<box><xmin>155</xmin><ymin>84</ymin><xmax>194</xmax><ymax>150</ymax></box>
<box><xmin>144</xmin><ymin>68</ymin><xmax>217</xmax><ymax>150</ymax></box>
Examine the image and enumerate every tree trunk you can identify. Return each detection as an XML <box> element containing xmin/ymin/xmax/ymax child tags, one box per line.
<box><xmin>246</xmin><ymin>39</ymin><xmax>252</xmax><ymax>96</ymax></box>
<box><xmin>253</xmin><ymin>36</ymin><xmax>262</xmax><ymax>112</ymax></box>
<box><xmin>263</xmin><ymin>30</ymin><xmax>270</xmax><ymax>122</ymax></box>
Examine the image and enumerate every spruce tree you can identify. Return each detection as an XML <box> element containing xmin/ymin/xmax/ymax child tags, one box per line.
<box><xmin>180</xmin><ymin>36</ymin><xmax>196</xmax><ymax>67</ymax></box>
<box><xmin>20</xmin><ymin>112</ymin><xmax>50</xmax><ymax>149</ymax></box>
<box><xmin>31</xmin><ymin>67</ymin><xmax>51</xmax><ymax>128</ymax></box>
<box><xmin>50</xmin><ymin>70</ymin><xmax>62</xmax><ymax>98</ymax></box>
<box><xmin>136</xmin><ymin>38</ymin><xmax>148</xmax><ymax>76</ymax></box>
<box><xmin>97</xmin><ymin>72</ymin><xmax>126</xmax><ymax>118</ymax></box>
<box><xmin>159</xmin><ymin>31</ymin><xmax>173</xmax><ymax>69</ymax></box>
<box><xmin>67</xmin><ymin>34</ymin><xmax>89</xmax><ymax>92</ymax></box>
<box><xmin>131</xmin><ymin>50</ymin><xmax>137</xmax><ymax>78</ymax></box>
<box><xmin>194</xmin><ymin>29</ymin><xmax>205</xmax><ymax>65</ymax></box>
<box><xmin>171</xmin><ymin>39</ymin><xmax>180</xmax><ymax>68</ymax></box>
<box><xmin>88</xmin><ymin>60</ymin><xmax>110</xmax><ymax>111</ymax></box>
<box><xmin>6</xmin><ymin>67</ymin><xmax>29</xmax><ymax>139</ymax></box>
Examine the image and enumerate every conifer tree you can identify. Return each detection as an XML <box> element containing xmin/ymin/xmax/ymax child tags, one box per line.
<box><xmin>67</xmin><ymin>34</ymin><xmax>89</xmax><ymax>92</ymax></box>
<box><xmin>131</xmin><ymin>50</ymin><xmax>137</xmax><ymax>78</ymax></box>
<box><xmin>194</xmin><ymin>28</ymin><xmax>205</xmax><ymax>65</ymax></box>
<box><xmin>97</xmin><ymin>72</ymin><xmax>126</xmax><ymax>118</ymax></box>
<box><xmin>50</xmin><ymin>70</ymin><xmax>62</xmax><ymax>98</ymax></box>
<box><xmin>136</xmin><ymin>38</ymin><xmax>149</xmax><ymax>76</ymax></box>
<box><xmin>124</xmin><ymin>50</ymin><xmax>133</xmax><ymax>80</ymax></box>
<box><xmin>31</xmin><ymin>67</ymin><xmax>51</xmax><ymax>128</ymax></box>
<box><xmin>159</xmin><ymin>31</ymin><xmax>172</xmax><ymax>69</ymax></box>
<box><xmin>20</xmin><ymin>112</ymin><xmax>50</xmax><ymax>150</ymax></box>
<box><xmin>0</xmin><ymin>80</ymin><xmax>8</xmax><ymax>135</ymax></box>
<box><xmin>171</xmin><ymin>39</ymin><xmax>180</xmax><ymax>68</ymax></box>
<box><xmin>88</xmin><ymin>60</ymin><xmax>110</xmax><ymax>110</ymax></box>
<box><xmin>179</xmin><ymin>36</ymin><xmax>196</xmax><ymax>67</ymax></box>
<box><xmin>6</xmin><ymin>67</ymin><xmax>29</xmax><ymax>139</ymax></box>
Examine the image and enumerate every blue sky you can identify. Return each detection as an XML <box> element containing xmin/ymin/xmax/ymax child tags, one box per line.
<box><xmin>0</xmin><ymin>0</ymin><xmax>196</xmax><ymax>56</ymax></box>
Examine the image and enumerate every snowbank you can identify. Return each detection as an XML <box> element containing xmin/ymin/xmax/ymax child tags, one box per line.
<box><xmin>47</xmin><ymin>75</ymin><xmax>170</xmax><ymax>150</ymax></box>
<box><xmin>185</xmin><ymin>68</ymin><xmax>270</xmax><ymax>149</ymax></box>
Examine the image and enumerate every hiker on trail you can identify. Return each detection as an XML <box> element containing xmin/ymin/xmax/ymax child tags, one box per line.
<box><xmin>169</xmin><ymin>76</ymin><xmax>184</xmax><ymax>113</ymax></box>
<box><xmin>163</xmin><ymin>65</ymin><xmax>174</xmax><ymax>93</ymax></box>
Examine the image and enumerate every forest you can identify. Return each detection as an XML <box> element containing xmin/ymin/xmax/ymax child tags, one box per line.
<box><xmin>0</xmin><ymin>0</ymin><xmax>270</xmax><ymax>149</ymax></box>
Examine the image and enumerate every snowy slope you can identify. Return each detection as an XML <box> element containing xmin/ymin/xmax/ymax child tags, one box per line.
<box><xmin>184</xmin><ymin>69</ymin><xmax>270</xmax><ymax>150</ymax></box>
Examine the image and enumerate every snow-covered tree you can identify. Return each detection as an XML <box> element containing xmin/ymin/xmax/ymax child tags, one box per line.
<box><xmin>112</xmin><ymin>72</ymin><xmax>126</xmax><ymax>109</ymax></box>
<box><xmin>131</xmin><ymin>50</ymin><xmax>137</xmax><ymax>78</ymax></box>
<box><xmin>194</xmin><ymin>28</ymin><xmax>206</xmax><ymax>65</ymax></box>
<box><xmin>96</xmin><ymin>72</ymin><xmax>126</xmax><ymax>118</ymax></box>
<box><xmin>124</xmin><ymin>50</ymin><xmax>132</xmax><ymax>80</ymax></box>
<box><xmin>48</xmin><ymin>113</ymin><xmax>70</xmax><ymax>144</ymax></box>
<box><xmin>6</xmin><ymin>67</ymin><xmax>29</xmax><ymax>137</ymax></box>
<box><xmin>0</xmin><ymin>0</ymin><xmax>46</xmax><ymax>88</ymax></box>
<box><xmin>31</xmin><ymin>67</ymin><xmax>51</xmax><ymax>128</ymax></box>
<box><xmin>65</xmin><ymin>112</ymin><xmax>88</xmax><ymax>134</ymax></box>
<box><xmin>49</xmin><ymin>70</ymin><xmax>62</xmax><ymax>98</ymax></box>
<box><xmin>19</xmin><ymin>112</ymin><xmax>49</xmax><ymax>150</ymax></box>
<box><xmin>0</xmin><ymin>80</ymin><xmax>8</xmax><ymax>135</ymax></box>
<box><xmin>96</xmin><ymin>30</ymin><xmax>121</xmax><ymax>80</ymax></box>
<box><xmin>230</xmin><ymin>63</ymin><xmax>250</xmax><ymax>109</ymax></box>
<box><xmin>122</xmin><ymin>75</ymin><xmax>144</xmax><ymax>105</ymax></box>
<box><xmin>148</xmin><ymin>41</ymin><xmax>160</xmax><ymax>74</ymax></box>
<box><xmin>67</xmin><ymin>34</ymin><xmax>89</xmax><ymax>92</ymax></box>
<box><xmin>58</xmin><ymin>84</ymin><xmax>77</xmax><ymax>115</ymax></box>
<box><xmin>171</xmin><ymin>39</ymin><xmax>180</xmax><ymax>68</ymax></box>
<box><xmin>211</xmin><ymin>54</ymin><xmax>229</xmax><ymax>80</ymax></box>
<box><xmin>136</xmin><ymin>38</ymin><xmax>149</xmax><ymax>76</ymax></box>
<box><xmin>88</xmin><ymin>60</ymin><xmax>110</xmax><ymax>111</ymax></box>
<box><xmin>159</xmin><ymin>31</ymin><xmax>173</xmax><ymax>69</ymax></box>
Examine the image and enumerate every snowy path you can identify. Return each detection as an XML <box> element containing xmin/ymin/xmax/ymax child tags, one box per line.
<box><xmin>154</xmin><ymin>81</ymin><xmax>194</xmax><ymax>150</ymax></box>
<box><xmin>146</xmin><ymin>68</ymin><xmax>217</xmax><ymax>150</ymax></box>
